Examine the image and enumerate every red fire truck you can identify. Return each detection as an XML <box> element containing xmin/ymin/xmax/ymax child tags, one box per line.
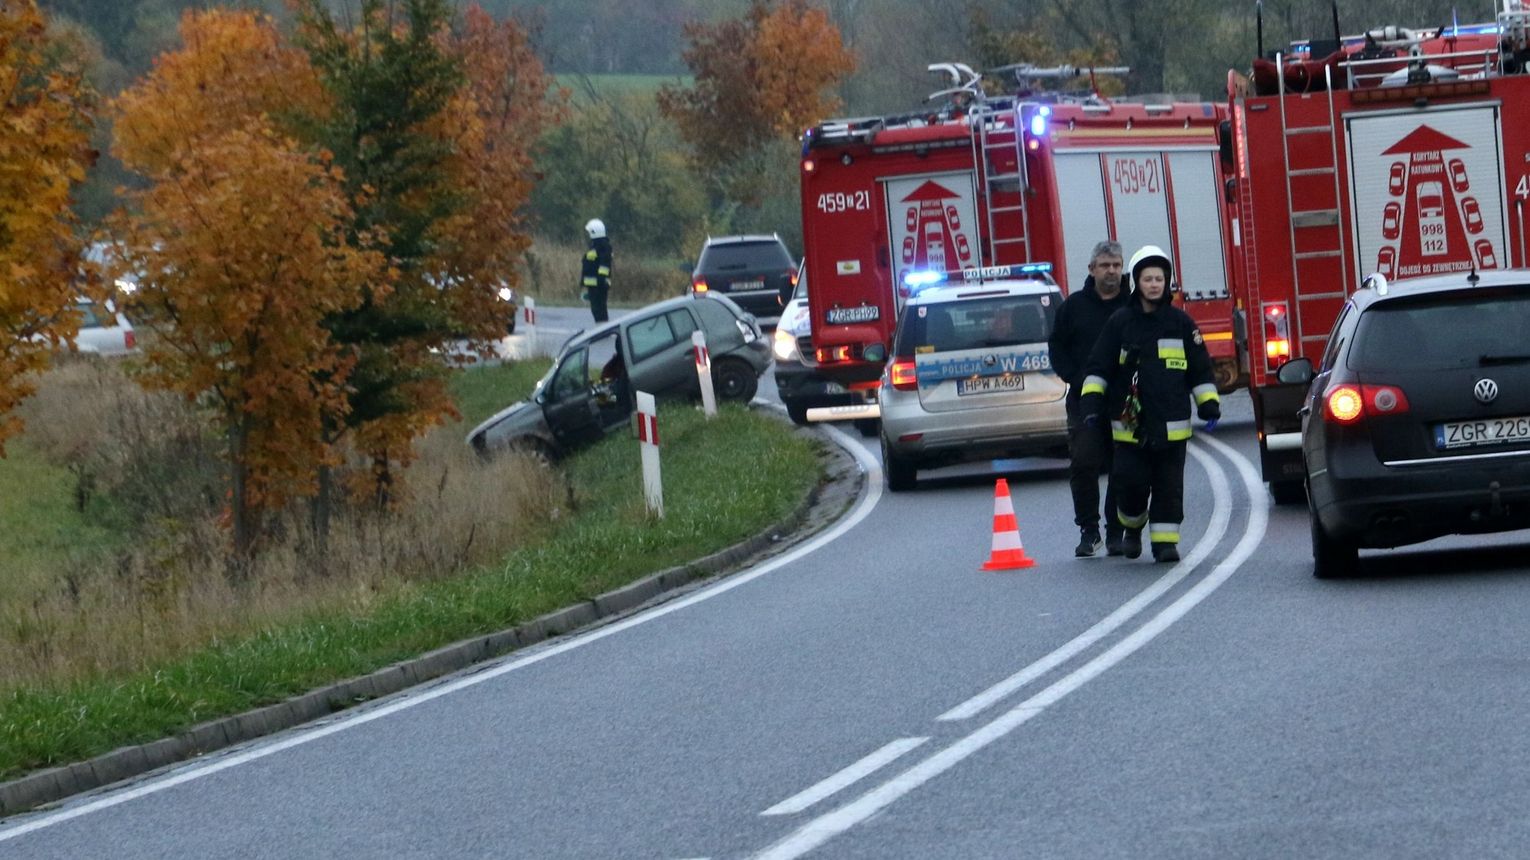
<box><xmin>798</xmin><ymin>64</ymin><xmax>1243</xmax><ymax>425</ymax></box>
<box><xmin>1224</xmin><ymin>8</ymin><xmax>1530</xmax><ymax>500</ymax></box>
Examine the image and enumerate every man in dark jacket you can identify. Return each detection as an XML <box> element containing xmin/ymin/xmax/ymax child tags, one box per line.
<box><xmin>1049</xmin><ymin>240</ymin><xmax>1132</xmax><ymax>557</ymax></box>
<box><xmin>581</xmin><ymin>218</ymin><xmax>612</xmax><ymax>322</ymax></box>
<box><xmin>1078</xmin><ymin>245</ymin><xmax>1220</xmax><ymax>563</ymax></box>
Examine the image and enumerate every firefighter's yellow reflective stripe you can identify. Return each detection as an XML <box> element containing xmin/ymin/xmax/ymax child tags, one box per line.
<box><xmin>1165</xmin><ymin>358</ymin><xmax>1188</xmax><ymax>370</ymax></box>
<box><xmin>1117</xmin><ymin>508</ymin><xmax>1148</xmax><ymax>529</ymax></box>
<box><xmin>1118</xmin><ymin>348</ymin><xmax>1131</xmax><ymax>365</ymax></box>
<box><xmin>582</xmin><ymin>276</ymin><xmax>598</xmax><ymax>286</ymax></box>
<box><xmin>1193</xmin><ymin>383</ymin><xmax>1220</xmax><ymax>404</ymax></box>
<box><xmin>1081</xmin><ymin>374</ymin><xmax>1107</xmax><ymax>396</ymax></box>
<box><xmin>585</xmin><ymin>250</ymin><xmax>597</xmax><ymax>261</ymax></box>
<box><xmin>597</xmin><ymin>266</ymin><xmax>610</xmax><ymax>276</ymax></box>
<box><xmin>1111</xmin><ymin>420</ymin><xmax>1138</xmax><ymax>443</ymax></box>
<box><xmin>1149</xmin><ymin>522</ymin><xmax>1180</xmax><ymax>543</ymax></box>
<box><xmin>1166</xmin><ymin>419</ymin><xmax>1193</xmax><ymax>441</ymax></box>
<box><xmin>1156</xmin><ymin>338</ymin><xmax>1185</xmax><ymax>359</ymax></box>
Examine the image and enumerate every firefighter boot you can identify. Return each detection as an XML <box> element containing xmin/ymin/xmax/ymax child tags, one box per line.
<box><xmin>1121</xmin><ymin>529</ymin><xmax>1143</xmax><ymax>560</ymax></box>
<box><xmin>1105</xmin><ymin>526</ymin><xmax>1126</xmax><ymax>557</ymax></box>
<box><xmin>1074</xmin><ymin>527</ymin><xmax>1103</xmax><ymax>558</ymax></box>
<box><xmin>1152</xmin><ymin>542</ymin><xmax>1180</xmax><ymax>563</ymax></box>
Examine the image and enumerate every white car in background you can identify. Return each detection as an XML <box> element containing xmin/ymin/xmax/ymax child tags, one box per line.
<box><xmin>71</xmin><ymin>298</ymin><xmax>137</xmax><ymax>356</ymax></box>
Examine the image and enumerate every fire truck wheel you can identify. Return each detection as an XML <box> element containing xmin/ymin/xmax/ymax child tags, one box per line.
<box><xmin>854</xmin><ymin>418</ymin><xmax>880</xmax><ymax>438</ymax></box>
<box><xmin>786</xmin><ymin>403</ymin><xmax>811</xmax><ymax>426</ymax></box>
<box><xmin>712</xmin><ymin>358</ymin><xmax>758</xmax><ymax>403</ymax></box>
<box><xmin>881</xmin><ymin>435</ymin><xmax>917</xmax><ymax>492</ymax></box>
<box><xmin>1311</xmin><ymin>511</ymin><xmax>1357</xmax><ymax>579</ymax></box>
<box><xmin>1270</xmin><ymin>479</ymin><xmax>1307</xmax><ymax>506</ymax></box>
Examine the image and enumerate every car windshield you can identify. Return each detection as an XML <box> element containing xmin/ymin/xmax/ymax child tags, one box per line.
<box><xmin>700</xmin><ymin>242</ymin><xmax>792</xmax><ymax>272</ymax></box>
<box><xmin>1351</xmin><ymin>290</ymin><xmax>1530</xmax><ymax>371</ymax></box>
<box><xmin>896</xmin><ymin>292</ymin><xmax>1057</xmax><ymax>353</ymax></box>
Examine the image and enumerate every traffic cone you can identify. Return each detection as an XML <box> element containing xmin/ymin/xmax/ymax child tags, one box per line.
<box><xmin>981</xmin><ymin>478</ymin><xmax>1036</xmax><ymax>571</ymax></box>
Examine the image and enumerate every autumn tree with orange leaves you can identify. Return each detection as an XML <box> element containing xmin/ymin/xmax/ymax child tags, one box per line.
<box><xmin>0</xmin><ymin>0</ymin><xmax>96</xmax><ymax>455</ymax></box>
<box><xmin>658</xmin><ymin>0</ymin><xmax>854</xmax><ymax>206</ymax></box>
<box><xmin>111</xmin><ymin>10</ymin><xmax>389</xmax><ymax>556</ymax></box>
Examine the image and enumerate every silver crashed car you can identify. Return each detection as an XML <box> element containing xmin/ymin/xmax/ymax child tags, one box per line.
<box><xmin>879</xmin><ymin>267</ymin><xmax>1069</xmax><ymax>490</ymax></box>
<box><xmin>468</xmin><ymin>294</ymin><xmax>769</xmax><ymax>459</ymax></box>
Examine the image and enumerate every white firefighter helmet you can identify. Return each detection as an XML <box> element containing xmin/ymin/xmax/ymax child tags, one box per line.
<box><xmin>585</xmin><ymin>218</ymin><xmax>606</xmax><ymax>239</ymax></box>
<box><xmin>1128</xmin><ymin>245</ymin><xmax>1173</xmax><ymax>286</ymax></box>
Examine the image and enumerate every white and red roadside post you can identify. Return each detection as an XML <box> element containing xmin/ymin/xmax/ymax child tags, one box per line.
<box><xmin>523</xmin><ymin>297</ymin><xmax>537</xmax><ymax>353</ymax></box>
<box><xmin>692</xmin><ymin>329</ymin><xmax>717</xmax><ymax>418</ymax></box>
<box><xmin>635</xmin><ymin>391</ymin><xmax>664</xmax><ymax>518</ymax></box>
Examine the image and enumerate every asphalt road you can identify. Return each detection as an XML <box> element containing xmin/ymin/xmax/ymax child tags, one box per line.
<box><xmin>7</xmin><ymin>309</ymin><xmax>1530</xmax><ymax>858</ymax></box>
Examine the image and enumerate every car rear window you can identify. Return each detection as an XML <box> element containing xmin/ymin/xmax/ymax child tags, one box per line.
<box><xmin>76</xmin><ymin>303</ymin><xmax>104</xmax><ymax>328</ymax></box>
<box><xmin>1351</xmin><ymin>290</ymin><xmax>1530</xmax><ymax>371</ymax></box>
<box><xmin>699</xmin><ymin>242</ymin><xmax>792</xmax><ymax>272</ymax></box>
<box><xmin>896</xmin><ymin>293</ymin><xmax>1058</xmax><ymax>354</ymax></box>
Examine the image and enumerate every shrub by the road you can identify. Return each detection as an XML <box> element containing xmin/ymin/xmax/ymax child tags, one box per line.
<box><xmin>0</xmin><ymin>360</ymin><xmax>821</xmax><ymax>780</ymax></box>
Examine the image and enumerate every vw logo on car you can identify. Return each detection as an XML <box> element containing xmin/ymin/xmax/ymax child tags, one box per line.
<box><xmin>1474</xmin><ymin>377</ymin><xmax>1499</xmax><ymax>404</ymax></box>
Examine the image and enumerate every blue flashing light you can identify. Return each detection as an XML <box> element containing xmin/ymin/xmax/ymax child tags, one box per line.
<box><xmin>1029</xmin><ymin>113</ymin><xmax>1048</xmax><ymax>137</ymax></box>
<box><xmin>1018</xmin><ymin>262</ymin><xmax>1053</xmax><ymax>275</ymax></box>
<box><xmin>902</xmin><ymin>270</ymin><xmax>946</xmax><ymax>289</ymax></box>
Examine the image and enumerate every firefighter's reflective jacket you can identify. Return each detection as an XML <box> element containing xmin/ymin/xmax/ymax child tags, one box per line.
<box><xmin>1078</xmin><ymin>302</ymin><xmax>1219</xmax><ymax>445</ymax></box>
<box><xmin>582</xmin><ymin>237</ymin><xmax>612</xmax><ymax>291</ymax></box>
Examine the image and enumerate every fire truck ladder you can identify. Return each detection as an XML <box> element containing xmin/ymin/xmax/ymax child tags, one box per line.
<box><xmin>1276</xmin><ymin>57</ymin><xmax>1350</xmax><ymax>349</ymax></box>
<box><xmin>926</xmin><ymin>63</ymin><xmax>1030</xmax><ymax>265</ymax></box>
<box><xmin>971</xmin><ymin>100</ymin><xmax>1029</xmax><ymax>265</ymax></box>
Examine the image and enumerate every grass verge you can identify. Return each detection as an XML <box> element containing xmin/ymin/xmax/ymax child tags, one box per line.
<box><xmin>0</xmin><ymin>400</ymin><xmax>821</xmax><ymax>781</ymax></box>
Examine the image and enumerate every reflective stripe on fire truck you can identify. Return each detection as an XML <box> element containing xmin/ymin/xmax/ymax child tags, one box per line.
<box><xmin>1193</xmin><ymin>383</ymin><xmax>1219</xmax><ymax>405</ymax></box>
<box><xmin>1081</xmin><ymin>374</ymin><xmax>1107</xmax><ymax>396</ymax></box>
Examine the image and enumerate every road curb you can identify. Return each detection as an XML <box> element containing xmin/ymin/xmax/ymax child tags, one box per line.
<box><xmin>0</xmin><ymin>417</ymin><xmax>863</xmax><ymax>819</ymax></box>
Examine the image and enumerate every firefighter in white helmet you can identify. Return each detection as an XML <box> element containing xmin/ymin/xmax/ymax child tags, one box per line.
<box><xmin>1077</xmin><ymin>245</ymin><xmax>1220</xmax><ymax>563</ymax></box>
<box><xmin>581</xmin><ymin>218</ymin><xmax>612</xmax><ymax>322</ymax></box>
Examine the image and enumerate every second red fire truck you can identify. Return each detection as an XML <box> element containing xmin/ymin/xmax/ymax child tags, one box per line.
<box><xmin>1224</xmin><ymin>6</ymin><xmax>1530</xmax><ymax>500</ymax></box>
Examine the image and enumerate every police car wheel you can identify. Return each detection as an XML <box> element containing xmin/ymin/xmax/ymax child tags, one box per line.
<box><xmin>1311</xmin><ymin>511</ymin><xmax>1357</xmax><ymax>579</ymax></box>
<box><xmin>882</xmin><ymin>435</ymin><xmax>917</xmax><ymax>491</ymax></box>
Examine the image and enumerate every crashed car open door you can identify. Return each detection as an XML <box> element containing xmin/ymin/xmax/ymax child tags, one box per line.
<box><xmin>541</xmin><ymin>345</ymin><xmax>607</xmax><ymax>450</ymax></box>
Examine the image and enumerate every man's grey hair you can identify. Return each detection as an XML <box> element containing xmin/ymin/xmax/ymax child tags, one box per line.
<box><xmin>1089</xmin><ymin>240</ymin><xmax>1123</xmax><ymax>264</ymax></box>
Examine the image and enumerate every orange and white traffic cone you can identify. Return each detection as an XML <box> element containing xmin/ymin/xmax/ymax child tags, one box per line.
<box><xmin>981</xmin><ymin>478</ymin><xmax>1036</xmax><ymax>571</ymax></box>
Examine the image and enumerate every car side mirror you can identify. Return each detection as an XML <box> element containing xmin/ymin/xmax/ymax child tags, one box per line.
<box><xmin>1276</xmin><ymin>356</ymin><xmax>1314</xmax><ymax>385</ymax></box>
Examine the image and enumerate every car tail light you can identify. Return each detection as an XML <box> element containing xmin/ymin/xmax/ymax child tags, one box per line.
<box><xmin>1324</xmin><ymin>383</ymin><xmax>1410</xmax><ymax>425</ymax></box>
<box><xmin>890</xmin><ymin>357</ymin><xmax>917</xmax><ymax>390</ymax></box>
<box><xmin>1263</xmin><ymin>301</ymin><xmax>1291</xmax><ymax>369</ymax></box>
<box><xmin>691</xmin><ymin>277</ymin><xmax>709</xmax><ymax>292</ymax></box>
<box><xmin>788</xmin><ymin>269</ymin><xmax>799</xmax><ymax>287</ymax></box>
<box><xmin>124</xmin><ymin>329</ymin><xmax>136</xmax><ymax>350</ymax></box>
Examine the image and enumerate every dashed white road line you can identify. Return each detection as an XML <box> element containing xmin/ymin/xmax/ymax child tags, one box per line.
<box><xmin>938</xmin><ymin>441</ymin><xmax>1233</xmax><ymax>721</ymax></box>
<box><xmin>0</xmin><ymin>425</ymin><xmax>883</xmax><ymax>843</ymax></box>
<box><xmin>754</xmin><ymin>435</ymin><xmax>1268</xmax><ymax>860</ymax></box>
<box><xmin>760</xmin><ymin>738</ymin><xmax>929</xmax><ymax>817</ymax></box>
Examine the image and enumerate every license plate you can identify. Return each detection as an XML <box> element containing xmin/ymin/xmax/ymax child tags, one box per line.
<box><xmin>730</xmin><ymin>279</ymin><xmax>765</xmax><ymax>291</ymax></box>
<box><xmin>956</xmin><ymin>374</ymin><xmax>1024</xmax><ymax>396</ymax></box>
<box><xmin>825</xmin><ymin>305</ymin><xmax>879</xmax><ymax>324</ymax></box>
<box><xmin>1434</xmin><ymin>415</ymin><xmax>1530</xmax><ymax>449</ymax></box>
<box><xmin>823</xmin><ymin>381</ymin><xmax>847</xmax><ymax>394</ymax></box>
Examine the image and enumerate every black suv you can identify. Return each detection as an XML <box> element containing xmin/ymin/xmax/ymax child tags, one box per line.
<box><xmin>691</xmin><ymin>234</ymin><xmax>796</xmax><ymax>325</ymax></box>
<box><xmin>1282</xmin><ymin>270</ymin><xmax>1530</xmax><ymax>578</ymax></box>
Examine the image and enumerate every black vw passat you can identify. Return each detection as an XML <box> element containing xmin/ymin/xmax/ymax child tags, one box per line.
<box><xmin>1281</xmin><ymin>270</ymin><xmax>1530</xmax><ymax>578</ymax></box>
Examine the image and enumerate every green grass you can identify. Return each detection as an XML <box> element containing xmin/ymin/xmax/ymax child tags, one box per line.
<box><xmin>0</xmin><ymin>404</ymin><xmax>822</xmax><ymax>780</ymax></box>
<box><xmin>449</xmin><ymin>358</ymin><xmax>553</xmax><ymax>428</ymax></box>
<box><xmin>0</xmin><ymin>443</ymin><xmax>127</xmax><ymax>605</ymax></box>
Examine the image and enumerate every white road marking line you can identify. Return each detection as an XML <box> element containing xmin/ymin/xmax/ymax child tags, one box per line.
<box><xmin>938</xmin><ymin>440</ymin><xmax>1233</xmax><ymax>721</ymax></box>
<box><xmin>754</xmin><ymin>438</ymin><xmax>1267</xmax><ymax>860</ymax></box>
<box><xmin>760</xmin><ymin>738</ymin><xmax>929</xmax><ymax>817</ymax></box>
<box><xmin>0</xmin><ymin>426</ymin><xmax>883</xmax><ymax>842</ymax></box>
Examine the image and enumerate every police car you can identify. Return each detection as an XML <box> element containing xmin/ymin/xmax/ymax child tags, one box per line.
<box><xmin>879</xmin><ymin>264</ymin><xmax>1068</xmax><ymax>491</ymax></box>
